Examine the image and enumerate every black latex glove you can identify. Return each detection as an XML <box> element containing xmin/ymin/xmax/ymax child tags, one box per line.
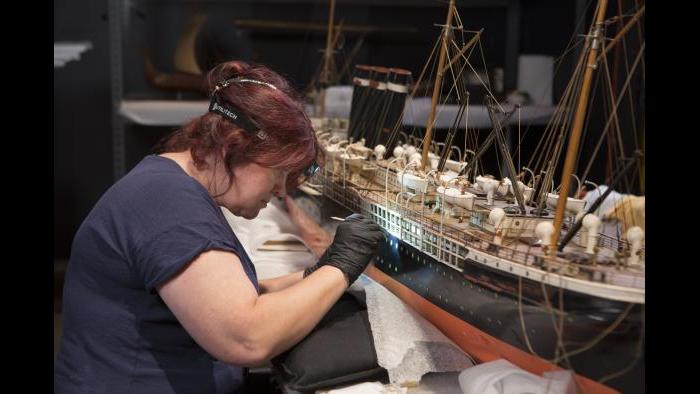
<box><xmin>303</xmin><ymin>214</ymin><xmax>384</xmax><ymax>285</ymax></box>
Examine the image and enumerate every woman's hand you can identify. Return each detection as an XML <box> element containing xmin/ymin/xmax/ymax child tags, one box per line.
<box><xmin>303</xmin><ymin>214</ymin><xmax>384</xmax><ymax>286</ymax></box>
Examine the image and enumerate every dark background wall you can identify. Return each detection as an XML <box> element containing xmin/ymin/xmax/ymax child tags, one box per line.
<box><xmin>55</xmin><ymin>0</ymin><xmax>585</xmax><ymax>261</ymax></box>
<box><xmin>55</xmin><ymin>0</ymin><xmax>114</xmax><ymax>262</ymax></box>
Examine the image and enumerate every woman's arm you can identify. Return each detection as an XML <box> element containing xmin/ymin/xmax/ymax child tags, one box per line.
<box><xmin>257</xmin><ymin>271</ymin><xmax>304</xmax><ymax>294</ymax></box>
<box><xmin>284</xmin><ymin>196</ymin><xmax>332</xmax><ymax>259</ymax></box>
<box><xmin>158</xmin><ymin>249</ymin><xmax>346</xmax><ymax>367</ymax></box>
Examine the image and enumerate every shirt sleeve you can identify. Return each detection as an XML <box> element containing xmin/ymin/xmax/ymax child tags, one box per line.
<box><xmin>133</xmin><ymin>220</ymin><xmax>244</xmax><ymax>292</ymax></box>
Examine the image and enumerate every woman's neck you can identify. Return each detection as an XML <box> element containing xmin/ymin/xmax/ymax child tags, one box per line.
<box><xmin>160</xmin><ymin>150</ymin><xmax>211</xmax><ymax>188</ymax></box>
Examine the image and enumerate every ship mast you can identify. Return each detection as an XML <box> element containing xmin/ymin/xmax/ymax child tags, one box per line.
<box><xmin>549</xmin><ymin>0</ymin><xmax>608</xmax><ymax>254</ymax></box>
<box><xmin>420</xmin><ymin>0</ymin><xmax>455</xmax><ymax>171</ymax></box>
<box><xmin>318</xmin><ymin>0</ymin><xmax>336</xmax><ymax>118</ymax></box>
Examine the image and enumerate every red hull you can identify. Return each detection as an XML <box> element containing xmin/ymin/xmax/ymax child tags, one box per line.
<box><xmin>365</xmin><ymin>264</ymin><xmax>619</xmax><ymax>394</ymax></box>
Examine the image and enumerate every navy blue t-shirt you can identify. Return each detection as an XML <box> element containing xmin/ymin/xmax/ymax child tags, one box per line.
<box><xmin>55</xmin><ymin>155</ymin><xmax>259</xmax><ymax>393</ymax></box>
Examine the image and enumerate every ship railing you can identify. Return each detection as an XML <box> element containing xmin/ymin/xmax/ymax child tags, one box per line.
<box><xmin>571</xmin><ymin>229</ymin><xmax>645</xmax><ymax>261</ymax></box>
<box><xmin>323</xmin><ymin>170</ymin><xmax>544</xmax><ymax>269</ymax></box>
<box><xmin>315</xmin><ymin>170</ymin><xmax>645</xmax><ymax>282</ymax></box>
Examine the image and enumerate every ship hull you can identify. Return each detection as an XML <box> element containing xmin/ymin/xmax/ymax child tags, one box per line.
<box><xmin>318</xmin><ymin>195</ymin><xmax>644</xmax><ymax>393</ymax></box>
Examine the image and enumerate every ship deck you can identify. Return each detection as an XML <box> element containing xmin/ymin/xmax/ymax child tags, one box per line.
<box><xmin>315</xmin><ymin>160</ymin><xmax>645</xmax><ymax>294</ymax></box>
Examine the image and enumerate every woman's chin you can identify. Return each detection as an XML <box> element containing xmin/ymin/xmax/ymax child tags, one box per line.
<box><xmin>239</xmin><ymin>210</ymin><xmax>260</xmax><ymax>220</ymax></box>
<box><xmin>227</xmin><ymin>206</ymin><xmax>261</xmax><ymax>220</ymax></box>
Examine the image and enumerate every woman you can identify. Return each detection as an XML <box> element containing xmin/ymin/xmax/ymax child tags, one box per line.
<box><xmin>54</xmin><ymin>61</ymin><xmax>383</xmax><ymax>393</ymax></box>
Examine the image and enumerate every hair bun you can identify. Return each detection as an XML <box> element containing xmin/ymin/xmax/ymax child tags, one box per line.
<box><xmin>207</xmin><ymin>60</ymin><xmax>251</xmax><ymax>92</ymax></box>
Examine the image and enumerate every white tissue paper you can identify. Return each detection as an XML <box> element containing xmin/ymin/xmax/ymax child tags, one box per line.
<box><xmin>458</xmin><ymin>359</ymin><xmax>577</xmax><ymax>394</ymax></box>
<box><xmin>326</xmin><ymin>381</ymin><xmax>405</xmax><ymax>394</ymax></box>
<box><xmin>350</xmin><ymin>276</ymin><xmax>475</xmax><ymax>385</ymax></box>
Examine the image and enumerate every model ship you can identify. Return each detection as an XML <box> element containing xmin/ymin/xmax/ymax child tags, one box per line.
<box><xmin>307</xmin><ymin>1</ymin><xmax>645</xmax><ymax>393</ymax></box>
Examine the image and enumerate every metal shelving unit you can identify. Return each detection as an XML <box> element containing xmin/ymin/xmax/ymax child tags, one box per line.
<box><xmin>107</xmin><ymin>0</ymin><xmax>535</xmax><ymax>181</ymax></box>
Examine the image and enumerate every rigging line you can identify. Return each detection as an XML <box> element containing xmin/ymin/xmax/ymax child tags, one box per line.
<box><xmin>410</xmin><ymin>45</ymin><xmax>442</xmax><ymax>147</ymax></box>
<box><xmin>601</xmin><ymin>26</ymin><xmax>628</xmax><ymax>164</ymax></box>
<box><xmin>463</xmin><ymin>56</ymin><xmax>504</xmax><ymax>113</ymax></box>
<box><xmin>633</xmin><ymin>3</ymin><xmax>645</xmax><ymax>88</ymax></box>
<box><xmin>337</xmin><ymin>35</ymin><xmax>366</xmax><ymax>84</ymax></box>
<box><xmin>458</xmin><ymin>11</ymin><xmax>467</xmax><ymax>46</ymax></box>
<box><xmin>477</xmin><ymin>36</ymin><xmax>491</xmax><ymax>92</ymax></box>
<box><xmin>598</xmin><ymin>306</ymin><xmax>645</xmax><ymax>384</ymax></box>
<box><xmin>598</xmin><ymin>48</ymin><xmax>623</xmax><ymax>171</ymax></box>
<box><xmin>555</xmin><ymin>303</ymin><xmax>635</xmax><ymax>362</ymax></box>
<box><xmin>494</xmin><ymin>129</ymin><xmax>501</xmax><ymax>178</ymax></box>
<box><xmin>603</xmin><ymin>32</ymin><xmax>618</xmax><ymax>181</ymax></box>
<box><xmin>452</xmin><ymin>4</ymin><xmax>463</xmax><ymax>29</ymax></box>
<box><xmin>542</xmin><ymin>275</ymin><xmax>572</xmax><ymax>370</ymax></box>
<box><xmin>464</xmin><ymin>93</ymin><xmax>469</xmax><ymax>162</ymax></box>
<box><xmin>517</xmin><ymin>276</ymin><xmax>548</xmax><ymax>359</ymax></box>
<box><xmin>444</xmin><ymin>30</ymin><xmax>483</xmax><ymax>74</ymax></box>
<box><xmin>453</xmin><ymin>29</ymin><xmax>486</xmax><ymax>71</ymax></box>
<box><xmin>423</xmin><ymin>48</ymin><xmax>475</xmax><ymax>153</ymax></box>
<box><xmin>597</xmin><ymin>4</ymin><xmax>645</xmax><ymax>62</ymax></box>
<box><xmin>537</xmin><ymin>279</ymin><xmax>571</xmax><ymax>367</ymax></box>
<box><xmin>528</xmin><ymin>49</ymin><xmax>587</xmax><ymax>173</ymax></box>
<box><xmin>439</xmin><ymin>98</ymin><xmax>468</xmax><ymax>171</ymax></box>
<box><xmin>574</xmin><ymin>55</ymin><xmax>606</xmax><ymax>183</ymax></box>
<box><xmin>456</xmin><ymin>22</ymin><xmax>471</xmax><ymax>166</ymax></box>
<box><xmin>529</xmin><ymin>97</ymin><xmax>563</xmax><ymax>171</ymax></box>
<box><xmin>579</xmin><ymin>43</ymin><xmax>645</xmax><ymax>184</ymax></box>
<box><xmin>544</xmin><ymin>56</ymin><xmax>588</xmax><ymax>188</ymax></box>
<box><xmin>409</xmin><ymin>33</ymin><xmax>443</xmax><ymax>99</ymax></box>
<box><xmin>616</xmin><ymin>10</ymin><xmax>641</xmax><ymax>154</ymax></box>
<box><xmin>535</xmin><ymin>0</ymin><xmax>604</xmax><ymax>183</ymax></box>
<box><xmin>537</xmin><ymin>118</ymin><xmax>568</xmax><ymax>206</ymax></box>
<box><xmin>448</xmin><ymin>35</ymin><xmax>486</xmax><ymax>104</ymax></box>
<box><xmin>537</xmin><ymin>63</ymin><xmax>582</xmax><ymax>167</ymax></box>
<box><xmin>445</xmin><ymin>39</ymin><xmax>462</xmax><ymax>102</ymax></box>
<box><xmin>554</xmin><ymin>0</ymin><xmax>593</xmax><ymax>70</ymax></box>
<box><xmin>556</xmin><ymin>282</ymin><xmax>573</xmax><ymax>370</ymax></box>
<box><xmin>518</xmin><ymin>106</ymin><xmax>521</xmax><ymax>170</ymax></box>
<box><xmin>448</xmin><ymin>36</ymin><xmax>480</xmax><ymax>80</ymax></box>
<box><xmin>552</xmin><ymin>37</ymin><xmax>585</xmax><ymax>67</ymax></box>
<box><xmin>416</xmin><ymin>41</ymin><xmax>447</xmax><ymax>153</ymax></box>
<box><xmin>442</xmin><ymin>40</ymin><xmax>479</xmax><ymax>104</ymax></box>
<box><xmin>535</xmin><ymin>127</ymin><xmax>562</xmax><ymax>200</ymax></box>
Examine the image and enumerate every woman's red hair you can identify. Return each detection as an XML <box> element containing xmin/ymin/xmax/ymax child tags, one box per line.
<box><xmin>155</xmin><ymin>61</ymin><xmax>320</xmax><ymax>191</ymax></box>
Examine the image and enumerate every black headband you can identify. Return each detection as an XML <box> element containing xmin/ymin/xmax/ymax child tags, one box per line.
<box><xmin>208</xmin><ymin>97</ymin><xmax>267</xmax><ymax>140</ymax></box>
<box><xmin>209</xmin><ymin>76</ymin><xmax>320</xmax><ymax>179</ymax></box>
<box><xmin>209</xmin><ymin>77</ymin><xmax>278</xmax><ymax>140</ymax></box>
